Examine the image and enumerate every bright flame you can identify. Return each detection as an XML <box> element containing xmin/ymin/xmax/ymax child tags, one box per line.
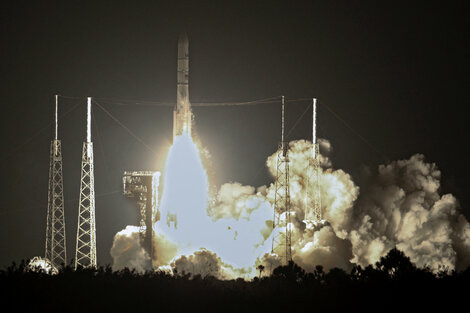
<box><xmin>156</xmin><ymin>133</ymin><xmax>210</xmax><ymax>255</ymax></box>
<box><xmin>153</xmin><ymin>133</ymin><xmax>273</xmax><ymax>276</ymax></box>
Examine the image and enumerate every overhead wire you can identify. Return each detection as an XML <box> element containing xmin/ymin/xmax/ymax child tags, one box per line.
<box><xmin>60</xmin><ymin>95</ymin><xmax>283</xmax><ymax>107</ymax></box>
<box><xmin>92</xmin><ymin>99</ymin><xmax>157</xmax><ymax>155</ymax></box>
<box><xmin>286</xmin><ymin>101</ymin><xmax>312</xmax><ymax>140</ymax></box>
<box><xmin>318</xmin><ymin>99</ymin><xmax>387</xmax><ymax>161</ymax></box>
<box><xmin>92</xmin><ymin>106</ymin><xmax>111</xmax><ymax>183</ymax></box>
<box><xmin>94</xmin><ymin>97</ymin><xmax>174</xmax><ymax>107</ymax></box>
<box><xmin>191</xmin><ymin>96</ymin><xmax>282</xmax><ymax>107</ymax></box>
<box><xmin>23</xmin><ymin>94</ymin><xmax>385</xmax><ymax>185</ymax></box>
<box><xmin>0</xmin><ymin>98</ymin><xmax>81</xmax><ymax>161</ymax></box>
<box><xmin>1</xmin><ymin>93</ymin><xmax>389</xmax><ymax>220</ymax></box>
<box><xmin>67</xmin><ymin>94</ymin><xmax>386</xmax><ymax>168</ymax></box>
<box><xmin>249</xmin><ymin>98</ymin><xmax>313</xmax><ymax>183</ymax></box>
<box><xmin>248</xmin><ymin>97</ymin><xmax>387</xmax><ymax>183</ymax></box>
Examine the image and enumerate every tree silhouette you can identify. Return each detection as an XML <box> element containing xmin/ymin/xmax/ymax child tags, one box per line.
<box><xmin>0</xmin><ymin>250</ymin><xmax>468</xmax><ymax>313</ymax></box>
<box><xmin>257</xmin><ymin>264</ymin><xmax>265</xmax><ymax>278</ymax></box>
<box><xmin>272</xmin><ymin>260</ymin><xmax>306</xmax><ymax>282</ymax></box>
<box><xmin>375</xmin><ymin>247</ymin><xmax>416</xmax><ymax>279</ymax></box>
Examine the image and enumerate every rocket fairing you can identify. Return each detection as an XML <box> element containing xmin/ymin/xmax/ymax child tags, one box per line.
<box><xmin>173</xmin><ymin>32</ymin><xmax>192</xmax><ymax>139</ymax></box>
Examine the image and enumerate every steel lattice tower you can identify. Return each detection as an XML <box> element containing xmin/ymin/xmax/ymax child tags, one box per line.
<box><xmin>122</xmin><ymin>171</ymin><xmax>160</xmax><ymax>264</ymax></box>
<box><xmin>45</xmin><ymin>95</ymin><xmax>67</xmax><ymax>268</ymax></box>
<box><xmin>271</xmin><ymin>96</ymin><xmax>292</xmax><ymax>264</ymax></box>
<box><xmin>304</xmin><ymin>98</ymin><xmax>322</xmax><ymax>226</ymax></box>
<box><xmin>75</xmin><ymin>97</ymin><xmax>97</xmax><ymax>269</ymax></box>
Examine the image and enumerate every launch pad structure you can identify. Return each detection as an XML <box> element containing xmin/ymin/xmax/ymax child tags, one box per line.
<box><xmin>44</xmin><ymin>95</ymin><xmax>67</xmax><ymax>269</ymax></box>
<box><xmin>122</xmin><ymin>171</ymin><xmax>160</xmax><ymax>263</ymax></box>
<box><xmin>272</xmin><ymin>97</ymin><xmax>323</xmax><ymax>265</ymax></box>
<box><xmin>39</xmin><ymin>34</ymin><xmax>324</xmax><ymax>273</ymax></box>
<box><xmin>304</xmin><ymin>98</ymin><xmax>322</xmax><ymax>226</ymax></box>
<box><xmin>272</xmin><ymin>96</ymin><xmax>293</xmax><ymax>264</ymax></box>
<box><xmin>75</xmin><ymin>97</ymin><xmax>97</xmax><ymax>269</ymax></box>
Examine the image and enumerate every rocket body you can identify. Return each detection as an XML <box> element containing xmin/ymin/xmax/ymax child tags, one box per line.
<box><xmin>173</xmin><ymin>33</ymin><xmax>192</xmax><ymax>139</ymax></box>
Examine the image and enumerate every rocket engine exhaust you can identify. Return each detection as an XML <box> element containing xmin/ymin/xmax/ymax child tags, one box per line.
<box><xmin>173</xmin><ymin>32</ymin><xmax>192</xmax><ymax>139</ymax></box>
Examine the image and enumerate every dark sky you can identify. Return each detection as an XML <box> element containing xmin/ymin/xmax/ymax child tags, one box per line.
<box><xmin>0</xmin><ymin>1</ymin><xmax>468</xmax><ymax>267</ymax></box>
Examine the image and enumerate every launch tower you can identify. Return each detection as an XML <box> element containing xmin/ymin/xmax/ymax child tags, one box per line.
<box><xmin>271</xmin><ymin>96</ymin><xmax>292</xmax><ymax>264</ymax></box>
<box><xmin>122</xmin><ymin>171</ymin><xmax>160</xmax><ymax>264</ymax></box>
<box><xmin>45</xmin><ymin>95</ymin><xmax>67</xmax><ymax>269</ymax></box>
<box><xmin>304</xmin><ymin>98</ymin><xmax>322</xmax><ymax>226</ymax></box>
<box><xmin>75</xmin><ymin>97</ymin><xmax>97</xmax><ymax>269</ymax></box>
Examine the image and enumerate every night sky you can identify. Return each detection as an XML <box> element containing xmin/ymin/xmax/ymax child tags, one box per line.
<box><xmin>0</xmin><ymin>1</ymin><xmax>468</xmax><ymax>267</ymax></box>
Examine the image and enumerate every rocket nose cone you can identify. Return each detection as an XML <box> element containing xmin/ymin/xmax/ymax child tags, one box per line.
<box><xmin>178</xmin><ymin>32</ymin><xmax>189</xmax><ymax>45</ymax></box>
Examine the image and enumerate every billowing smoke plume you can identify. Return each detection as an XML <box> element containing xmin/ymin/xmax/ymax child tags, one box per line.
<box><xmin>261</xmin><ymin>139</ymin><xmax>359</xmax><ymax>272</ymax></box>
<box><xmin>347</xmin><ymin>154</ymin><xmax>470</xmax><ymax>271</ymax></box>
<box><xmin>171</xmin><ymin>248</ymin><xmax>252</xmax><ymax>279</ymax></box>
<box><xmin>111</xmin><ymin>136</ymin><xmax>470</xmax><ymax>277</ymax></box>
<box><xmin>110</xmin><ymin>226</ymin><xmax>151</xmax><ymax>272</ymax></box>
<box><xmin>172</xmin><ymin>249</ymin><xmax>223</xmax><ymax>278</ymax></box>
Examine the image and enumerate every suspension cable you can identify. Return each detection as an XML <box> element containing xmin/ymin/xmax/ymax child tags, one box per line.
<box><xmin>92</xmin><ymin>99</ymin><xmax>156</xmax><ymax>154</ymax></box>
<box><xmin>0</xmin><ymin>98</ymin><xmax>81</xmax><ymax>161</ymax></box>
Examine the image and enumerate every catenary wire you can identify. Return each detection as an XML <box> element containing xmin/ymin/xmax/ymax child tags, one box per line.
<box><xmin>92</xmin><ymin>99</ymin><xmax>157</xmax><ymax>155</ymax></box>
<box><xmin>0</xmin><ymin>98</ymin><xmax>81</xmax><ymax>161</ymax></box>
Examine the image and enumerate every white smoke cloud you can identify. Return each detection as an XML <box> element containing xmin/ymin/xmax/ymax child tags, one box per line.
<box><xmin>171</xmin><ymin>249</ymin><xmax>253</xmax><ymax>279</ymax></box>
<box><xmin>260</xmin><ymin>141</ymin><xmax>470</xmax><ymax>273</ymax></box>
<box><xmin>293</xmin><ymin>224</ymin><xmax>353</xmax><ymax>272</ymax></box>
<box><xmin>110</xmin><ymin>226</ymin><xmax>151</xmax><ymax>272</ymax></box>
<box><xmin>152</xmin><ymin>232</ymin><xmax>179</xmax><ymax>267</ymax></box>
<box><xmin>172</xmin><ymin>249</ymin><xmax>223</xmax><ymax>278</ymax></box>
<box><xmin>111</xmin><ymin>137</ymin><xmax>470</xmax><ymax>277</ymax></box>
<box><xmin>348</xmin><ymin>154</ymin><xmax>470</xmax><ymax>271</ymax></box>
<box><xmin>208</xmin><ymin>182</ymin><xmax>259</xmax><ymax>220</ymax></box>
<box><xmin>259</xmin><ymin>139</ymin><xmax>358</xmax><ymax>272</ymax></box>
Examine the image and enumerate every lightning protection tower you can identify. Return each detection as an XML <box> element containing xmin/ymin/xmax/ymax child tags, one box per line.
<box><xmin>45</xmin><ymin>95</ymin><xmax>67</xmax><ymax>268</ymax></box>
<box><xmin>304</xmin><ymin>98</ymin><xmax>322</xmax><ymax>226</ymax></box>
<box><xmin>271</xmin><ymin>96</ymin><xmax>292</xmax><ymax>264</ymax></box>
<box><xmin>75</xmin><ymin>97</ymin><xmax>97</xmax><ymax>269</ymax></box>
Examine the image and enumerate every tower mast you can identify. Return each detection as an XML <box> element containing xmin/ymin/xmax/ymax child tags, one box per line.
<box><xmin>45</xmin><ymin>95</ymin><xmax>67</xmax><ymax>268</ymax></box>
<box><xmin>75</xmin><ymin>97</ymin><xmax>97</xmax><ymax>269</ymax></box>
<box><xmin>272</xmin><ymin>96</ymin><xmax>292</xmax><ymax>264</ymax></box>
<box><xmin>304</xmin><ymin>98</ymin><xmax>322</xmax><ymax>226</ymax></box>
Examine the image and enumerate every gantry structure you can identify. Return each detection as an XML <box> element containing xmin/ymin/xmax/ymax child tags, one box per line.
<box><xmin>75</xmin><ymin>97</ymin><xmax>97</xmax><ymax>269</ymax></box>
<box><xmin>122</xmin><ymin>171</ymin><xmax>160</xmax><ymax>264</ymax></box>
<box><xmin>45</xmin><ymin>95</ymin><xmax>67</xmax><ymax>269</ymax></box>
<box><xmin>271</xmin><ymin>96</ymin><xmax>292</xmax><ymax>264</ymax></box>
<box><xmin>304</xmin><ymin>98</ymin><xmax>322</xmax><ymax>227</ymax></box>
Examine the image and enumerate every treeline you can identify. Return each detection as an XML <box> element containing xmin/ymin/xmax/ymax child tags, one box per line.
<box><xmin>1</xmin><ymin>248</ymin><xmax>468</xmax><ymax>313</ymax></box>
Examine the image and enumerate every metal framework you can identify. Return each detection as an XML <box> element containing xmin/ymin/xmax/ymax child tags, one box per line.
<box><xmin>75</xmin><ymin>97</ymin><xmax>97</xmax><ymax>269</ymax></box>
<box><xmin>304</xmin><ymin>98</ymin><xmax>322</xmax><ymax>225</ymax></box>
<box><xmin>45</xmin><ymin>95</ymin><xmax>67</xmax><ymax>268</ymax></box>
<box><xmin>272</xmin><ymin>96</ymin><xmax>292</xmax><ymax>264</ymax></box>
<box><xmin>122</xmin><ymin>171</ymin><xmax>160</xmax><ymax>263</ymax></box>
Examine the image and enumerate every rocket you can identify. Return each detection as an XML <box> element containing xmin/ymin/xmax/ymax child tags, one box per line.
<box><xmin>173</xmin><ymin>33</ymin><xmax>192</xmax><ymax>139</ymax></box>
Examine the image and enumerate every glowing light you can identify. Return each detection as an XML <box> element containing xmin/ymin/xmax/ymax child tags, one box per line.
<box><xmin>153</xmin><ymin>132</ymin><xmax>273</xmax><ymax>276</ymax></box>
<box><xmin>156</xmin><ymin>133</ymin><xmax>210</xmax><ymax>253</ymax></box>
<box><xmin>111</xmin><ymin>138</ymin><xmax>470</xmax><ymax>276</ymax></box>
<box><xmin>151</xmin><ymin>137</ymin><xmax>362</xmax><ymax>276</ymax></box>
<box><xmin>27</xmin><ymin>256</ymin><xmax>58</xmax><ymax>275</ymax></box>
